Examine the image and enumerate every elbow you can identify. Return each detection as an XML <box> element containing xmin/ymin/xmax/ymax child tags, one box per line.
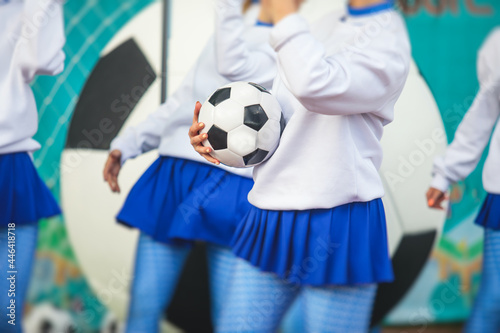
<box><xmin>47</xmin><ymin>51</ymin><xmax>66</xmax><ymax>76</ymax></box>
<box><xmin>287</xmin><ymin>77</ymin><xmax>349</xmax><ymax>114</ymax></box>
<box><xmin>19</xmin><ymin>37</ymin><xmax>66</xmax><ymax>81</ymax></box>
<box><xmin>217</xmin><ymin>63</ymin><xmax>247</xmax><ymax>82</ymax></box>
<box><xmin>286</xmin><ymin>78</ymin><xmax>317</xmax><ymax>103</ymax></box>
<box><xmin>287</xmin><ymin>62</ymin><xmax>351</xmax><ymax>109</ymax></box>
<box><xmin>216</xmin><ymin>62</ymin><xmax>236</xmax><ymax>80</ymax></box>
<box><xmin>24</xmin><ymin>51</ymin><xmax>65</xmax><ymax>80</ymax></box>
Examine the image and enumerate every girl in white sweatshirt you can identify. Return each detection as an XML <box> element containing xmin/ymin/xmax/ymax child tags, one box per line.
<box><xmin>427</xmin><ymin>28</ymin><xmax>500</xmax><ymax>333</ymax></box>
<box><xmin>190</xmin><ymin>0</ymin><xmax>410</xmax><ymax>331</ymax></box>
<box><xmin>0</xmin><ymin>1</ymin><xmax>65</xmax><ymax>332</ymax></box>
<box><xmin>102</xmin><ymin>1</ymin><xmax>278</xmax><ymax>331</ymax></box>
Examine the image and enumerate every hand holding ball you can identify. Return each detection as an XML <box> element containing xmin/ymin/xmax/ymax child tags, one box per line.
<box><xmin>192</xmin><ymin>82</ymin><xmax>285</xmax><ymax>168</ymax></box>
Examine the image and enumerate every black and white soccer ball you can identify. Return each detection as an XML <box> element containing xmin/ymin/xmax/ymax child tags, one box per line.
<box><xmin>199</xmin><ymin>82</ymin><xmax>285</xmax><ymax>168</ymax></box>
<box><xmin>100</xmin><ymin>312</ymin><xmax>123</xmax><ymax>333</ymax></box>
<box><xmin>24</xmin><ymin>303</ymin><xmax>77</xmax><ymax>333</ymax></box>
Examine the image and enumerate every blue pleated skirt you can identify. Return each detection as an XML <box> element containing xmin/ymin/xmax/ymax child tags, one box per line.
<box><xmin>0</xmin><ymin>152</ymin><xmax>61</xmax><ymax>227</ymax></box>
<box><xmin>117</xmin><ymin>156</ymin><xmax>253</xmax><ymax>246</ymax></box>
<box><xmin>231</xmin><ymin>199</ymin><xmax>394</xmax><ymax>287</ymax></box>
<box><xmin>169</xmin><ymin>168</ymin><xmax>253</xmax><ymax>247</ymax></box>
<box><xmin>475</xmin><ymin>193</ymin><xmax>500</xmax><ymax>230</ymax></box>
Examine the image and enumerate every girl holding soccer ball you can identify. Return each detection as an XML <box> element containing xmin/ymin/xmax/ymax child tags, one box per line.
<box><xmin>190</xmin><ymin>0</ymin><xmax>411</xmax><ymax>331</ymax></box>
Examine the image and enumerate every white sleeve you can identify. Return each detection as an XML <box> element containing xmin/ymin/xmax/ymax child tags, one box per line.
<box><xmin>110</xmin><ymin>68</ymin><xmax>195</xmax><ymax>164</ymax></box>
<box><xmin>16</xmin><ymin>0</ymin><xmax>66</xmax><ymax>82</ymax></box>
<box><xmin>431</xmin><ymin>35</ymin><xmax>500</xmax><ymax>192</ymax></box>
<box><xmin>215</xmin><ymin>0</ymin><xmax>276</xmax><ymax>88</ymax></box>
<box><xmin>477</xmin><ymin>28</ymin><xmax>500</xmax><ymax>85</ymax></box>
<box><xmin>269</xmin><ymin>14</ymin><xmax>409</xmax><ymax>118</ymax></box>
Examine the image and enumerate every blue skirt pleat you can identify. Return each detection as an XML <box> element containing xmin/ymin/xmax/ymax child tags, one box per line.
<box><xmin>475</xmin><ymin>193</ymin><xmax>500</xmax><ymax>230</ymax></box>
<box><xmin>169</xmin><ymin>167</ymin><xmax>253</xmax><ymax>247</ymax></box>
<box><xmin>0</xmin><ymin>152</ymin><xmax>61</xmax><ymax>226</ymax></box>
<box><xmin>117</xmin><ymin>156</ymin><xmax>213</xmax><ymax>244</ymax></box>
<box><xmin>231</xmin><ymin>199</ymin><xmax>394</xmax><ymax>286</ymax></box>
<box><xmin>117</xmin><ymin>156</ymin><xmax>253</xmax><ymax>246</ymax></box>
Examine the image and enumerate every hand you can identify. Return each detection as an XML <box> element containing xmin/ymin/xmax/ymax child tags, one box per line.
<box><xmin>426</xmin><ymin>187</ymin><xmax>447</xmax><ymax>210</ymax></box>
<box><xmin>270</xmin><ymin>0</ymin><xmax>301</xmax><ymax>23</ymax></box>
<box><xmin>103</xmin><ymin>150</ymin><xmax>122</xmax><ymax>193</ymax></box>
<box><xmin>188</xmin><ymin>102</ymin><xmax>220</xmax><ymax>165</ymax></box>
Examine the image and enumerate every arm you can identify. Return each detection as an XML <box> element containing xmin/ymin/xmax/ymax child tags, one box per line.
<box><xmin>269</xmin><ymin>13</ymin><xmax>409</xmax><ymax>118</ymax></box>
<box><xmin>16</xmin><ymin>0</ymin><xmax>66</xmax><ymax>82</ymax></box>
<box><xmin>109</xmin><ymin>67</ymin><xmax>195</xmax><ymax>164</ymax></box>
<box><xmin>215</xmin><ymin>0</ymin><xmax>276</xmax><ymax>88</ymax></box>
<box><xmin>109</xmin><ymin>100</ymin><xmax>179</xmax><ymax>164</ymax></box>
<box><xmin>430</xmin><ymin>29</ymin><xmax>500</xmax><ymax>194</ymax></box>
<box><xmin>430</xmin><ymin>80</ymin><xmax>500</xmax><ymax>192</ymax></box>
<box><xmin>104</xmin><ymin>99</ymin><xmax>180</xmax><ymax>193</ymax></box>
<box><xmin>427</xmin><ymin>30</ymin><xmax>500</xmax><ymax>208</ymax></box>
<box><xmin>104</xmin><ymin>66</ymin><xmax>196</xmax><ymax>192</ymax></box>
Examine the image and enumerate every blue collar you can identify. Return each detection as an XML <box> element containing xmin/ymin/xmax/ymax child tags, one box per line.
<box><xmin>256</xmin><ymin>20</ymin><xmax>273</xmax><ymax>27</ymax></box>
<box><xmin>348</xmin><ymin>1</ymin><xmax>394</xmax><ymax>16</ymax></box>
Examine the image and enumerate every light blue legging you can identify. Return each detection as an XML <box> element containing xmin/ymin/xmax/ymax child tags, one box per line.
<box><xmin>465</xmin><ymin>228</ymin><xmax>500</xmax><ymax>333</ymax></box>
<box><xmin>207</xmin><ymin>244</ymin><xmax>243</xmax><ymax>326</ymax></box>
<box><xmin>0</xmin><ymin>224</ymin><xmax>38</xmax><ymax>333</ymax></box>
<box><xmin>126</xmin><ymin>234</ymin><xmax>244</xmax><ymax>333</ymax></box>
<box><xmin>217</xmin><ymin>257</ymin><xmax>377</xmax><ymax>333</ymax></box>
<box><xmin>125</xmin><ymin>234</ymin><xmax>190</xmax><ymax>333</ymax></box>
<box><xmin>126</xmin><ymin>234</ymin><xmax>305</xmax><ymax>333</ymax></box>
<box><xmin>303</xmin><ymin>284</ymin><xmax>377</xmax><ymax>332</ymax></box>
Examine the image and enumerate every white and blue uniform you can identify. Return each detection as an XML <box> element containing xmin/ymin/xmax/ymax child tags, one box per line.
<box><xmin>109</xmin><ymin>2</ymin><xmax>277</xmax><ymax>331</ymax></box>
<box><xmin>110</xmin><ymin>4</ymin><xmax>275</xmax><ymax>245</ymax></box>
<box><xmin>219</xmin><ymin>3</ymin><xmax>411</xmax><ymax>332</ymax></box>
<box><xmin>430</xmin><ymin>28</ymin><xmax>500</xmax><ymax>333</ymax></box>
<box><xmin>0</xmin><ymin>0</ymin><xmax>65</xmax><ymax>332</ymax></box>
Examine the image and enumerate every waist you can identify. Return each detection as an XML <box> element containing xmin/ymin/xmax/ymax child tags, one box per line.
<box><xmin>248</xmin><ymin>168</ymin><xmax>385</xmax><ymax>210</ymax></box>
<box><xmin>0</xmin><ymin>138</ymin><xmax>41</xmax><ymax>155</ymax></box>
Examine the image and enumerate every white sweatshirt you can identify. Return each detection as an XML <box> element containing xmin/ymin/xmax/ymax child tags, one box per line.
<box><xmin>110</xmin><ymin>3</ymin><xmax>275</xmax><ymax>178</ymax></box>
<box><xmin>431</xmin><ymin>28</ymin><xmax>500</xmax><ymax>194</ymax></box>
<box><xmin>248</xmin><ymin>8</ymin><xmax>411</xmax><ymax>210</ymax></box>
<box><xmin>0</xmin><ymin>0</ymin><xmax>65</xmax><ymax>154</ymax></box>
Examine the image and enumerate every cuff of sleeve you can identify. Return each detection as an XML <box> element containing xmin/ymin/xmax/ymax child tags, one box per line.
<box><xmin>270</xmin><ymin>13</ymin><xmax>310</xmax><ymax>51</ymax></box>
<box><xmin>110</xmin><ymin>138</ymin><xmax>140</xmax><ymax>165</ymax></box>
<box><xmin>430</xmin><ymin>173</ymin><xmax>451</xmax><ymax>193</ymax></box>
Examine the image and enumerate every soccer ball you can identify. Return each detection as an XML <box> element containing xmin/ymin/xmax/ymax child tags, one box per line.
<box><xmin>199</xmin><ymin>82</ymin><xmax>285</xmax><ymax>168</ymax></box>
<box><xmin>24</xmin><ymin>303</ymin><xmax>77</xmax><ymax>333</ymax></box>
<box><xmin>100</xmin><ymin>312</ymin><xmax>123</xmax><ymax>333</ymax></box>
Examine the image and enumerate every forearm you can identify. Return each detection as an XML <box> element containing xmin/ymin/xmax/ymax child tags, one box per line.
<box><xmin>432</xmin><ymin>83</ymin><xmax>500</xmax><ymax>191</ymax></box>
<box><xmin>110</xmin><ymin>95</ymin><xmax>183</xmax><ymax>164</ymax></box>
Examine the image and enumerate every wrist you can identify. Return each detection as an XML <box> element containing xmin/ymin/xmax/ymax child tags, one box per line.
<box><xmin>258</xmin><ymin>10</ymin><xmax>273</xmax><ymax>24</ymax></box>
